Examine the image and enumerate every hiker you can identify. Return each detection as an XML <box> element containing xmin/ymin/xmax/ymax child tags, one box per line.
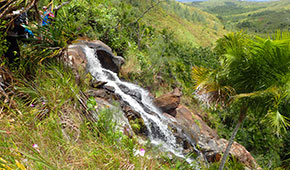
<box><xmin>4</xmin><ymin>10</ymin><xmax>33</xmax><ymax>63</ymax></box>
<box><xmin>41</xmin><ymin>6</ymin><xmax>55</xmax><ymax>26</ymax></box>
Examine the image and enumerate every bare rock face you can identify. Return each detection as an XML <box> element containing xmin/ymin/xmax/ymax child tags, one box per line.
<box><xmin>153</xmin><ymin>88</ymin><xmax>182</xmax><ymax>117</ymax></box>
<box><xmin>173</xmin><ymin>105</ymin><xmax>261</xmax><ymax>170</ymax></box>
<box><xmin>62</xmin><ymin>44</ymin><xmax>88</xmax><ymax>84</ymax></box>
<box><xmin>218</xmin><ymin>139</ymin><xmax>261</xmax><ymax>169</ymax></box>
<box><xmin>87</xmin><ymin>40</ymin><xmax>124</xmax><ymax>73</ymax></box>
<box><xmin>64</xmin><ymin>44</ymin><xmax>88</xmax><ymax>71</ymax></box>
<box><xmin>64</xmin><ymin>40</ymin><xmax>124</xmax><ymax>76</ymax></box>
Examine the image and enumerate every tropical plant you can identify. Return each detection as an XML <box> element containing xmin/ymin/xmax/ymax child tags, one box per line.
<box><xmin>192</xmin><ymin>31</ymin><xmax>290</xmax><ymax>170</ymax></box>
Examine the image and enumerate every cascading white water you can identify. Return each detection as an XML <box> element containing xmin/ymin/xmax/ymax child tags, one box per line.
<box><xmin>82</xmin><ymin>45</ymin><xmax>200</xmax><ymax>166</ymax></box>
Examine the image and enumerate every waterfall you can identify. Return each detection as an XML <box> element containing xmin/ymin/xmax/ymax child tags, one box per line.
<box><xmin>82</xmin><ymin>45</ymin><xmax>200</xmax><ymax>167</ymax></box>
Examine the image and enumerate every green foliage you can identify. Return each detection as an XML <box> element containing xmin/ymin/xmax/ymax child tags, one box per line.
<box><xmin>130</xmin><ymin>119</ymin><xmax>142</xmax><ymax>132</ymax></box>
<box><xmin>123</xmin><ymin>28</ymin><xmax>219</xmax><ymax>95</ymax></box>
<box><xmin>0</xmin><ymin>61</ymin><xmax>176</xmax><ymax>169</ymax></box>
<box><xmin>43</xmin><ymin>8</ymin><xmax>91</xmax><ymax>46</ymax></box>
<box><xmin>188</xmin><ymin>0</ymin><xmax>290</xmax><ymax>35</ymax></box>
<box><xmin>86</xmin><ymin>97</ymin><xmax>97</xmax><ymax>111</ymax></box>
<box><xmin>16</xmin><ymin>62</ymin><xmax>81</xmax><ymax>110</ymax></box>
<box><xmin>95</xmin><ymin>108</ymin><xmax>122</xmax><ymax>141</ymax></box>
<box><xmin>221</xmin><ymin>107</ymin><xmax>284</xmax><ymax>168</ymax></box>
<box><xmin>33</xmin><ymin>1</ymin><xmax>94</xmax><ymax>48</ymax></box>
<box><xmin>281</xmin><ymin>131</ymin><xmax>290</xmax><ymax>169</ymax></box>
<box><xmin>194</xmin><ymin>31</ymin><xmax>290</xmax><ymax>168</ymax></box>
<box><xmin>3</xmin><ymin>0</ymin><xmax>290</xmax><ymax>169</ymax></box>
<box><xmin>0</xmin><ymin>20</ymin><xmax>8</xmax><ymax>57</ymax></box>
<box><xmin>161</xmin><ymin>0</ymin><xmax>206</xmax><ymax>24</ymax></box>
<box><xmin>204</xmin><ymin>158</ymin><xmax>245</xmax><ymax>170</ymax></box>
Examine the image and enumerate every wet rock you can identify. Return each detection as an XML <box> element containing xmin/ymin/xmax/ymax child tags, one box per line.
<box><xmin>149</xmin><ymin>121</ymin><xmax>166</xmax><ymax>139</ymax></box>
<box><xmin>113</xmin><ymin>56</ymin><xmax>125</xmax><ymax>70</ymax></box>
<box><xmin>121</xmin><ymin>102</ymin><xmax>142</xmax><ymax>120</ymax></box>
<box><xmin>175</xmin><ymin>106</ymin><xmax>218</xmax><ymax>139</ymax></box>
<box><xmin>174</xmin><ymin>129</ymin><xmax>195</xmax><ymax>151</ymax></box>
<box><xmin>86</xmin><ymin>89</ymin><xmax>110</xmax><ymax>100</ymax></box>
<box><xmin>141</xmin><ymin>104</ymin><xmax>160</xmax><ymax>118</ymax></box>
<box><xmin>87</xmin><ymin>40</ymin><xmax>112</xmax><ymax>52</ymax></box>
<box><xmin>103</xmin><ymin>70</ymin><xmax>116</xmax><ymax>81</ymax></box>
<box><xmin>90</xmin><ymin>80</ymin><xmax>107</xmax><ymax>88</ymax></box>
<box><xmin>117</xmin><ymin>84</ymin><xmax>158</xmax><ymax>117</ymax></box>
<box><xmin>0</xmin><ymin>74</ymin><xmax>4</xmax><ymax>87</ymax></box>
<box><xmin>118</xmin><ymin>99</ymin><xmax>152</xmax><ymax>136</ymax></box>
<box><xmin>120</xmin><ymin>102</ymin><xmax>149</xmax><ymax>136</ymax></box>
<box><xmin>88</xmin><ymin>40</ymin><xmax>124</xmax><ymax>74</ymax></box>
<box><xmin>66</xmin><ymin>40</ymin><xmax>124</xmax><ymax>76</ymax></box>
<box><xmin>0</xmin><ymin>74</ymin><xmax>4</xmax><ymax>93</ymax></box>
<box><xmin>104</xmin><ymin>85</ymin><xmax>115</xmax><ymax>93</ymax></box>
<box><xmin>118</xmin><ymin>84</ymin><xmax>142</xmax><ymax>102</ymax></box>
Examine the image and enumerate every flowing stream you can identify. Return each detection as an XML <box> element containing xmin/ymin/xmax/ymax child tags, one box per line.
<box><xmin>81</xmin><ymin>45</ymin><xmax>200</xmax><ymax>167</ymax></box>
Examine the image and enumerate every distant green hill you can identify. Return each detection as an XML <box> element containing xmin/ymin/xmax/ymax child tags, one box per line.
<box><xmin>187</xmin><ymin>0</ymin><xmax>290</xmax><ymax>35</ymax></box>
<box><xmin>139</xmin><ymin>0</ymin><xmax>227</xmax><ymax>46</ymax></box>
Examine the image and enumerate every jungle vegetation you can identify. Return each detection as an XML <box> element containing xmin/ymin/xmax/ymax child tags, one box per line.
<box><xmin>0</xmin><ymin>0</ymin><xmax>289</xmax><ymax>169</ymax></box>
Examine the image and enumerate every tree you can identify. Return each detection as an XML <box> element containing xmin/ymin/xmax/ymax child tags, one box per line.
<box><xmin>192</xmin><ymin>31</ymin><xmax>290</xmax><ymax>169</ymax></box>
<box><xmin>0</xmin><ymin>0</ymin><xmax>37</xmax><ymax>19</ymax></box>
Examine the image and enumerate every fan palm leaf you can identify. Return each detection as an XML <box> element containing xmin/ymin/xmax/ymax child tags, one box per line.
<box><xmin>192</xmin><ymin>66</ymin><xmax>235</xmax><ymax>108</ymax></box>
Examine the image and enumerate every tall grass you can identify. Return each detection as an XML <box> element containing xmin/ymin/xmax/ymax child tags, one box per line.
<box><xmin>1</xmin><ymin>62</ymin><xmax>201</xmax><ymax>170</ymax></box>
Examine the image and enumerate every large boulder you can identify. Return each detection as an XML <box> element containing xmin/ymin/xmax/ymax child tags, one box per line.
<box><xmin>64</xmin><ymin>40</ymin><xmax>124</xmax><ymax>75</ymax></box>
<box><xmin>153</xmin><ymin>88</ymin><xmax>182</xmax><ymax>117</ymax></box>
<box><xmin>87</xmin><ymin>40</ymin><xmax>124</xmax><ymax>73</ymax></box>
<box><xmin>173</xmin><ymin>105</ymin><xmax>261</xmax><ymax>170</ymax></box>
<box><xmin>218</xmin><ymin>139</ymin><xmax>261</xmax><ymax>169</ymax></box>
<box><xmin>64</xmin><ymin>44</ymin><xmax>87</xmax><ymax>71</ymax></box>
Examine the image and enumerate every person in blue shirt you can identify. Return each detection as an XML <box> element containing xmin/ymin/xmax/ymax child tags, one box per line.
<box><xmin>41</xmin><ymin>6</ymin><xmax>55</xmax><ymax>26</ymax></box>
<box><xmin>4</xmin><ymin>10</ymin><xmax>34</xmax><ymax>63</ymax></box>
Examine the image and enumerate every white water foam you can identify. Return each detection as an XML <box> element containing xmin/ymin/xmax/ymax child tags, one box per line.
<box><xmin>82</xmin><ymin>45</ymin><xmax>200</xmax><ymax>167</ymax></box>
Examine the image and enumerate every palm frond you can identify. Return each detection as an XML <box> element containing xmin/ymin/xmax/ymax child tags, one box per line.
<box><xmin>192</xmin><ymin>66</ymin><xmax>235</xmax><ymax>108</ymax></box>
<box><xmin>264</xmin><ymin>110</ymin><xmax>290</xmax><ymax>136</ymax></box>
<box><xmin>192</xmin><ymin>66</ymin><xmax>211</xmax><ymax>90</ymax></box>
<box><xmin>269</xmin><ymin>30</ymin><xmax>290</xmax><ymax>40</ymax></box>
<box><xmin>234</xmin><ymin>86</ymin><xmax>278</xmax><ymax>99</ymax></box>
<box><xmin>261</xmin><ymin>88</ymin><xmax>290</xmax><ymax>135</ymax></box>
<box><xmin>217</xmin><ymin>32</ymin><xmax>250</xmax><ymax>70</ymax></box>
<box><xmin>195</xmin><ymin>31</ymin><xmax>290</xmax><ymax>136</ymax></box>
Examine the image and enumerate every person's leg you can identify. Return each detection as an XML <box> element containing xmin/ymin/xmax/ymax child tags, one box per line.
<box><xmin>5</xmin><ymin>36</ymin><xmax>20</xmax><ymax>63</ymax></box>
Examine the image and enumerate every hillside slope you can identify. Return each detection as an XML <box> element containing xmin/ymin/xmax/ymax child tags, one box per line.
<box><xmin>187</xmin><ymin>0</ymin><xmax>290</xmax><ymax>34</ymax></box>
<box><xmin>139</xmin><ymin>0</ymin><xmax>227</xmax><ymax>46</ymax></box>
